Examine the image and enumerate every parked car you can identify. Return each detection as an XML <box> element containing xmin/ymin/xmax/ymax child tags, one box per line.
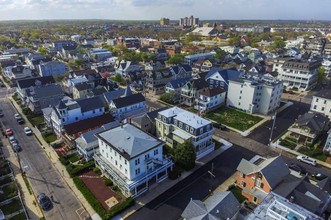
<box><xmin>14</xmin><ymin>113</ymin><xmax>22</xmax><ymax>120</ymax></box>
<box><xmin>9</xmin><ymin>136</ymin><xmax>17</xmax><ymax>145</ymax></box>
<box><xmin>17</xmin><ymin>118</ymin><xmax>25</xmax><ymax>124</ymax></box>
<box><xmin>24</xmin><ymin>127</ymin><xmax>32</xmax><ymax>135</ymax></box>
<box><xmin>37</xmin><ymin>193</ymin><xmax>52</xmax><ymax>210</ymax></box>
<box><xmin>12</xmin><ymin>143</ymin><xmax>21</xmax><ymax>152</ymax></box>
<box><xmin>5</xmin><ymin>128</ymin><xmax>13</xmax><ymax>136</ymax></box>
<box><xmin>212</xmin><ymin>122</ymin><xmax>227</xmax><ymax>130</ymax></box>
<box><xmin>296</xmin><ymin>155</ymin><xmax>317</xmax><ymax>166</ymax></box>
<box><xmin>311</xmin><ymin>173</ymin><xmax>327</xmax><ymax>181</ymax></box>
<box><xmin>288</xmin><ymin>163</ymin><xmax>307</xmax><ymax>175</ymax></box>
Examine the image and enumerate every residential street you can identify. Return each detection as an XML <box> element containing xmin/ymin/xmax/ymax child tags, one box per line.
<box><xmin>248</xmin><ymin>100</ymin><xmax>311</xmax><ymax>144</ymax></box>
<box><xmin>0</xmin><ymin>88</ymin><xmax>83</xmax><ymax>220</ymax></box>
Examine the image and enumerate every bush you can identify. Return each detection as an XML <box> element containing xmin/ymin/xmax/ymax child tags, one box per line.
<box><xmin>66</xmin><ymin>160</ymin><xmax>95</xmax><ymax>177</ymax></box>
<box><xmin>73</xmin><ymin>177</ymin><xmax>107</xmax><ymax>218</ymax></box>
<box><xmin>105</xmin><ymin>197</ymin><xmax>135</xmax><ymax>219</ymax></box>
<box><xmin>59</xmin><ymin>156</ymin><xmax>70</xmax><ymax>166</ymax></box>
<box><xmin>93</xmin><ymin>167</ymin><xmax>101</xmax><ymax>175</ymax></box>
<box><xmin>169</xmin><ymin>165</ymin><xmax>182</xmax><ymax>180</ymax></box>
<box><xmin>102</xmin><ymin>176</ymin><xmax>113</xmax><ymax>186</ymax></box>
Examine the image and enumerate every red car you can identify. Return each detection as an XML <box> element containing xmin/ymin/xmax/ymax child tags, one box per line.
<box><xmin>5</xmin><ymin>128</ymin><xmax>13</xmax><ymax>136</ymax></box>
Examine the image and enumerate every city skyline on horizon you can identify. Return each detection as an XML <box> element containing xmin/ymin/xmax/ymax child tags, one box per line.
<box><xmin>0</xmin><ymin>0</ymin><xmax>330</xmax><ymax>21</ymax></box>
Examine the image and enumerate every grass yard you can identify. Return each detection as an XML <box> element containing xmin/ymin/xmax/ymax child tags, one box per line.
<box><xmin>0</xmin><ymin>182</ymin><xmax>18</xmax><ymax>202</ymax></box>
<box><xmin>29</xmin><ymin>116</ymin><xmax>44</xmax><ymax>126</ymax></box>
<box><xmin>8</xmin><ymin>212</ymin><xmax>27</xmax><ymax>220</ymax></box>
<box><xmin>1</xmin><ymin>198</ymin><xmax>23</xmax><ymax>215</ymax></box>
<box><xmin>228</xmin><ymin>186</ymin><xmax>246</xmax><ymax>204</ymax></box>
<box><xmin>206</xmin><ymin>107</ymin><xmax>263</xmax><ymax>131</ymax></box>
<box><xmin>279</xmin><ymin>137</ymin><xmax>297</xmax><ymax>150</ymax></box>
<box><xmin>43</xmin><ymin>133</ymin><xmax>57</xmax><ymax>143</ymax></box>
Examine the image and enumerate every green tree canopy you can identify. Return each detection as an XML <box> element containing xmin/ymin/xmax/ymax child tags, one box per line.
<box><xmin>166</xmin><ymin>54</ymin><xmax>185</xmax><ymax>65</ymax></box>
<box><xmin>173</xmin><ymin>141</ymin><xmax>196</xmax><ymax>171</ymax></box>
<box><xmin>317</xmin><ymin>67</ymin><xmax>326</xmax><ymax>85</ymax></box>
<box><xmin>272</xmin><ymin>37</ymin><xmax>286</xmax><ymax>49</ymax></box>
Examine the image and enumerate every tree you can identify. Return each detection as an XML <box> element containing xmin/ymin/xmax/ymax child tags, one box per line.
<box><xmin>173</xmin><ymin>141</ymin><xmax>196</xmax><ymax>171</ymax></box>
<box><xmin>272</xmin><ymin>37</ymin><xmax>285</xmax><ymax>50</ymax></box>
<box><xmin>317</xmin><ymin>67</ymin><xmax>326</xmax><ymax>85</ymax></box>
<box><xmin>160</xmin><ymin>92</ymin><xmax>175</xmax><ymax>104</ymax></box>
<box><xmin>228</xmin><ymin>36</ymin><xmax>241</xmax><ymax>47</ymax></box>
<box><xmin>166</xmin><ymin>54</ymin><xmax>185</xmax><ymax>65</ymax></box>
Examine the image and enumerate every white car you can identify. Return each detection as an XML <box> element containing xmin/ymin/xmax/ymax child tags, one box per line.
<box><xmin>296</xmin><ymin>155</ymin><xmax>316</xmax><ymax>166</ymax></box>
<box><xmin>14</xmin><ymin>113</ymin><xmax>22</xmax><ymax>120</ymax></box>
<box><xmin>9</xmin><ymin>136</ymin><xmax>17</xmax><ymax>145</ymax></box>
<box><xmin>24</xmin><ymin>127</ymin><xmax>32</xmax><ymax>135</ymax></box>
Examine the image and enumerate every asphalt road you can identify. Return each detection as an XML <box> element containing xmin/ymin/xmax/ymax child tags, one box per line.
<box><xmin>0</xmin><ymin>89</ymin><xmax>82</xmax><ymax>220</ymax></box>
<box><xmin>127</xmin><ymin>145</ymin><xmax>256</xmax><ymax>220</ymax></box>
<box><xmin>248</xmin><ymin>100</ymin><xmax>311</xmax><ymax>145</ymax></box>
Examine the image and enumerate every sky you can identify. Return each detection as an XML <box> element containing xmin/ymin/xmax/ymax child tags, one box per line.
<box><xmin>0</xmin><ymin>0</ymin><xmax>330</xmax><ymax>21</ymax></box>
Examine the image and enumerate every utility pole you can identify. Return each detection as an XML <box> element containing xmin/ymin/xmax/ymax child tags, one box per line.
<box><xmin>269</xmin><ymin>112</ymin><xmax>277</xmax><ymax>147</ymax></box>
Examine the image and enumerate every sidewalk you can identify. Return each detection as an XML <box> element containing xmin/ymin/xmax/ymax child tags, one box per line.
<box><xmin>0</xmin><ymin>135</ymin><xmax>43</xmax><ymax>220</ymax></box>
<box><xmin>116</xmin><ymin>137</ymin><xmax>233</xmax><ymax>219</ymax></box>
<box><xmin>8</xmin><ymin>96</ymin><xmax>99</xmax><ymax>220</ymax></box>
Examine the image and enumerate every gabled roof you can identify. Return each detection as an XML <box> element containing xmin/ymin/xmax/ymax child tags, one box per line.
<box><xmin>205</xmin><ymin>67</ymin><xmax>241</xmax><ymax>85</ymax></box>
<box><xmin>184</xmin><ymin>78</ymin><xmax>209</xmax><ymax>91</ymax></box>
<box><xmin>296</xmin><ymin>112</ymin><xmax>330</xmax><ymax>132</ymax></box>
<box><xmin>314</xmin><ymin>88</ymin><xmax>331</xmax><ymax>100</ymax></box>
<box><xmin>75</xmin><ymin>82</ymin><xmax>92</xmax><ymax>91</ymax></box>
<box><xmin>146</xmin><ymin>107</ymin><xmax>169</xmax><ymax>122</ymax></box>
<box><xmin>237</xmin><ymin>156</ymin><xmax>289</xmax><ymax>188</ymax></box>
<box><xmin>76</xmin><ymin>96</ymin><xmax>105</xmax><ymax>113</ymax></box>
<box><xmin>96</xmin><ymin>123</ymin><xmax>162</xmax><ymax>160</ymax></box>
<box><xmin>16</xmin><ymin>76</ymin><xmax>55</xmax><ymax>89</ymax></box>
<box><xmin>181</xmin><ymin>191</ymin><xmax>240</xmax><ymax>220</ymax></box>
<box><xmin>200</xmin><ymin>87</ymin><xmax>225</xmax><ymax>97</ymax></box>
<box><xmin>71</xmin><ymin>69</ymin><xmax>97</xmax><ymax>76</ymax></box>
<box><xmin>166</xmin><ymin>77</ymin><xmax>191</xmax><ymax>89</ymax></box>
<box><xmin>103</xmin><ymin>89</ymin><xmax>125</xmax><ymax>103</ymax></box>
<box><xmin>274</xmin><ymin>175</ymin><xmax>331</xmax><ymax>215</ymax></box>
<box><xmin>112</xmin><ymin>93</ymin><xmax>145</xmax><ymax>109</ymax></box>
<box><xmin>32</xmin><ymin>84</ymin><xmax>64</xmax><ymax>99</ymax></box>
<box><xmin>317</xmin><ymin>177</ymin><xmax>331</xmax><ymax>194</ymax></box>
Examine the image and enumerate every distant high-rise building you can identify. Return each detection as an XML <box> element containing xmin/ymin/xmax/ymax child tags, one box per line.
<box><xmin>179</xmin><ymin>15</ymin><xmax>199</xmax><ymax>27</ymax></box>
<box><xmin>160</xmin><ymin>17</ymin><xmax>170</xmax><ymax>25</ymax></box>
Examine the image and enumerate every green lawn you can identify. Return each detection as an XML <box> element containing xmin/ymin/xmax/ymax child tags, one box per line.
<box><xmin>0</xmin><ymin>183</ymin><xmax>18</xmax><ymax>202</ymax></box>
<box><xmin>1</xmin><ymin>198</ymin><xmax>23</xmax><ymax>215</ymax></box>
<box><xmin>43</xmin><ymin>133</ymin><xmax>57</xmax><ymax>143</ymax></box>
<box><xmin>30</xmin><ymin>116</ymin><xmax>44</xmax><ymax>126</ymax></box>
<box><xmin>206</xmin><ymin>107</ymin><xmax>263</xmax><ymax>131</ymax></box>
<box><xmin>228</xmin><ymin>186</ymin><xmax>246</xmax><ymax>203</ymax></box>
<box><xmin>8</xmin><ymin>212</ymin><xmax>27</xmax><ymax>220</ymax></box>
<box><xmin>279</xmin><ymin>137</ymin><xmax>297</xmax><ymax>150</ymax></box>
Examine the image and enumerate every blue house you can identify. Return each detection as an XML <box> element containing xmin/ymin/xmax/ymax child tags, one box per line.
<box><xmin>38</xmin><ymin>60</ymin><xmax>68</xmax><ymax>77</ymax></box>
<box><xmin>205</xmin><ymin>67</ymin><xmax>242</xmax><ymax>90</ymax></box>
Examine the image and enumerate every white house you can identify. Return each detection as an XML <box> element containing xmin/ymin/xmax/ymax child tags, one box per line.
<box><xmin>75</xmin><ymin>121</ymin><xmax>120</xmax><ymax>161</ymax></box>
<box><xmin>109</xmin><ymin>93</ymin><xmax>147</xmax><ymax>120</ymax></box>
<box><xmin>49</xmin><ymin>96</ymin><xmax>105</xmax><ymax>135</ymax></box>
<box><xmin>204</xmin><ymin>67</ymin><xmax>242</xmax><ymax>90</ymax></box>
<box><xmin>94</xmin><ymin>123</ymin><xmax>173</xmax><ymax>197</ymax></box>
<box><xmin>194</xmin><ymin>87</ymin><xmax>226</xmax><ymax>113</ymax></box>
<box><xmin>276</xmin><ymin>58</ymin><xmax>321</xmax><ymax>90</ymax></box>
<box><xmin>310</xmin><ymin>89</ymin><xmax>331</xmax><ymax>118</ymax></box>
<box><xmin>324</xmin><ymin>129</ymin><xmax>331</xmax><ymax>154</ymax></box>
<box><xmin>3</xmin><ymin>65</ymin><xmax>32</xmax><ymax>80</ymax></box>
<box><xmin>156</xmin><ymin>107</ymin><xmax>215</xmax><ymax>159</ymax></box>
<box><xmin>227</xmin><ymin>75</ymin><xmax>283</xmax><ymax>115</ymax></box>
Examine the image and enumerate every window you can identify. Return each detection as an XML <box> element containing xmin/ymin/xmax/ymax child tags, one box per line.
<box><xmin>241</xmin><ymin>181</ymin><xmax>246</xmax><ymax>187</ymax></box>
<box><xmin>179</xmin><ymin>122</ymin><xmax>183</xmax><ymax>128</ymax></box>
<box><xmin>313</xmin><ymin>105</ymin><xmax>317</xmax><ymax>110</ymax></box>
<box><xmin>316</xmin><ymin>98</ymin><xmax>319</xmax><ymax>102</ymax></box>
<box><xmin>135</xmin><ymin>168</ymin><xmax>140</xmax><ymax>175</ymax></box>
<box><xmin>258</xmin><ymin>172</ymin><xmax>262</xmax><ymax>179</ymax></box>
<box><xmin>322</xmin><ymin>107</ymin><xmax>325</xmax><ymax>111</ymax></box>
<box><xmin>190</xmin><ymin>127</ymin><xmax>194</xmax><ymax>133</ymax></box>
<box><xmin>145</xmin><ymin>154</ymin><xmax>150</xmax><ymax>160</ymax></box>
<box><xmin>115</xmin><ymin>160</ymin><xmax>118</xmax><ymax>166</ymax></box>
<box><xmin>125</xmin><ymin>169</ymin><xmax>127</xmax><ymax>174</ymax></box>
<box><xmin>256</xmin><ymin>180</ymin><xmax>264</xmax><ymax>189</ymax></box>
<box><xmin>154</xmin><ymin>149</ymin><xmax>158</xmax><ymax>155</ymax></box>
<box><xmin>135</xmin><ymin>158</ymin><xmax>140</xmax><ymax>165</ymax></box>
<box><xmin>119</xmin><ymin>156</ymin><xmax>122</xmax><ymax>161</ymax></box>
<box><xmin>239</xmin><ymin>96</ymin><xmax>241</xmax><ymax>100</ymax></box>
<box><xmin>186</xmin><ymin>125</ymin><xmax>189</xmax><ymax>132</ymax></box>
<box><xmin>240</xmin><ymin>173</ymin><xmax>246</xmax><ymax>178</ymax></box>
<box><xmin>324</xmin><ymin>100</ymin><xmax>327</xmax><ymax>104</ymax></box>
<box><xmin>125</xmin><ymin>160</ymin><xmax>127</xmax><ymax>165</ymax></box>
<box><xmin>120</xmin><ymin>164</ymin><xmax>122</xmax><ymax>169</ymax></box>
<box><xmin>238</xmin><ymin>102</ymin><xmax>241</xmax><ymax>106</ymax></box>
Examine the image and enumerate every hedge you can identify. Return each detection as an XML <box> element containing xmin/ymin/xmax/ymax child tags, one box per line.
<box><xmin>105</xmin><ymin>197</ymin><xmax>135</xmax><ymax>219</ymax></box>
<box><xmin>72</xmin><ymin>177</ymin><xmax>107</xmax><ymax>218</ymax></box>
<box><xmin>66</xmin><ymin>160</ymin><xmax>95</xmax><ymax>177</ymax></box>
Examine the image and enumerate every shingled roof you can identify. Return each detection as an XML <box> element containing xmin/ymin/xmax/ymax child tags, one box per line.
<box><xmin>112</xmin><ymin>93</ymin><xmax>145</xmax><ymax>109</ymax></box>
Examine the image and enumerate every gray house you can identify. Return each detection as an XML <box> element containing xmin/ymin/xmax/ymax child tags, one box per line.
<box><xmin>27</xmin><ymin>84</ymin><xmax>64</xmax><ymax>113</ymax></box>
<box><xmin>182</xmin><ymin>191</ymin><xmax>240</xmax><ymax>220</ymax></box>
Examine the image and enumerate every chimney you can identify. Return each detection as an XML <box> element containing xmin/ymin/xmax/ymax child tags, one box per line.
<box><xmin>289</xmin><ymin>196</ymin><xmax>294</xmax><ymax>203</ymax></box>
<box><xmin>120</xmin><ymin>121</ymin><xmax>123</xmax><ymax>128</ymax></box>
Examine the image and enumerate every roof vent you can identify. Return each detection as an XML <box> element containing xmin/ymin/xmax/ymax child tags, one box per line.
<box><xmin>127</xmin><ymin>137</ymin><xmax>131</xmax><ymax>140</ymax></box>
